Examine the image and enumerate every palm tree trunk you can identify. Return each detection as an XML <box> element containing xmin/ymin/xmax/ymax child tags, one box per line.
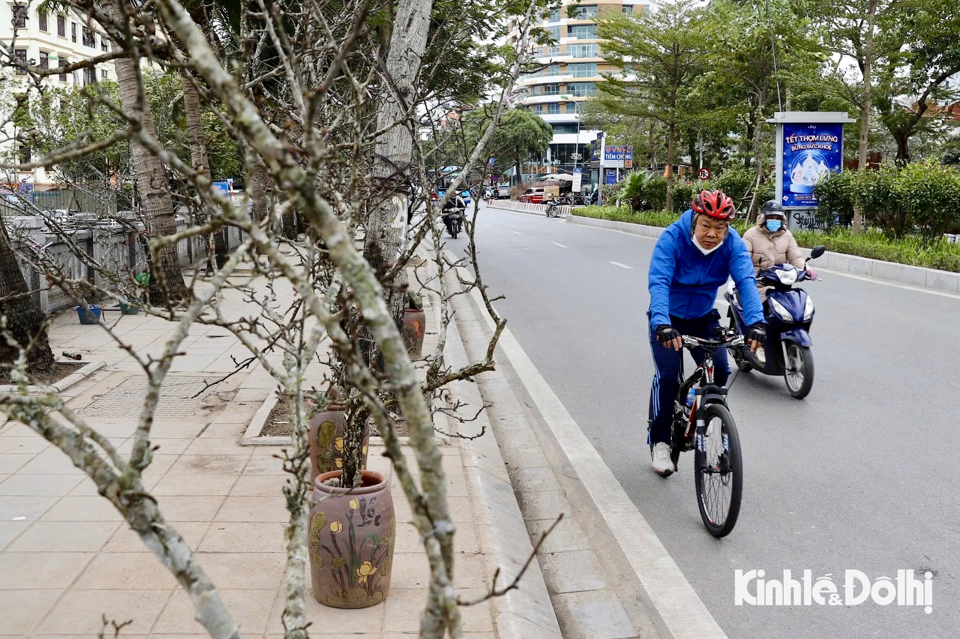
<box><xmin>114</xmin><ymin>55</ymin><xmax>189</xmax><ymax>304</ymax></box>
<box><xmin>0</xmin><ymin>225</ymin><xmax>55</xmax><ymax>377</ymax></box>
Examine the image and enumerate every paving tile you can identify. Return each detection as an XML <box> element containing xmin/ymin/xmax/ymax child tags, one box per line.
<box><xmin>551</xmin><ymin>590</ymin><xmax>636</xmax><ymax>639</ymax></box>
<box><xmin>147</xmin><ymin>438</ymin><xmax>195</xmax><ymax>455</ymax></box>
<box><xmin>104</xmin><ymin>522</ymin><xmax>210</xmax><ymax>553</ymax></box>
<box><xmin>214</xmin><ymin>496</ymin><xmax>290</xmax><ymax>522</ymax></box>
<box><xmin>0</xmin><ymin>520</ymin><xmax>29</xmax><ymax>550</ymax></box>
<box><xmin>198</xmin><ymin>421</ymin><xmax>248</xmax><ymax>439</ymax></box>
<box><xmin>0</xmin><ymin>495</ymin><xmax>60</xmax><ymax>521</ymax></box>
<box><xmin>152</xmin><ymin>473</ymin><xmax>238</xmax><ymax>496</ymax></box>
<box><xmin>156</xmin><ymin>495</ymin><xmax>226</xmax><ymax>522</ymax></box>
<box><xmin>195</xmin><ymin>552</ymin><xmax>286</xmax><ymax>589</ymax></box>
<box><xmin>266</xmin><ymin>587</ymin><xmax>384</xmax><ymax>634</ymax></box>
<box><xmin>7</xmin><ymin>521</ymin><xmax>120</xmax><ymax>552</ymax></box>
<box><xmin>0</xmin><ymin>436</ymin><xmax>49</xmax><ymax>454</ymax></box>
<box><xmin>382</xmin><ymin>587</ymin><xmax>428</xmax><ymax>632</ymax></box>
<box><xmin>74</xmin><ymin>553</ymin><xmax>178</xmax><ymax>590</ymax></box>
<box><xmin>0</xmin><ymin>453</ymin><xmax>35</xmax><ymax>474</ymax></box>
<box><xmin>40</xmin><ymin>496</ymin><xmax>123</xmax><ymax>522</ymax></box>
<box><xmin>35</xmin><ymin>589</ymin><xmax>172</xmax><ymax>635</ymax></box>
<box><xmin>510</xmin><ymin>466</ymin><xmax>561</xmax><ymax>494</ymax></box>
<box><xmin>184</xmin><ymin>438</ymin><xmax>247</xmax><ymax>455</ymax></box>
<box><xmin>151</xmin><ymin>588</ymin><xmax>275</xmax><ymax>635</ymax></box>
<box><xmin>0</xmin><ymin>474</ymin><xmax>84</xmax><ymax>496</ymax></box>
<box><xmin>170</xmin><ymin>454</ymin><xmax>251</xmax><ymax>476</ymax></box>
<box><xmin>200</xmin><ymin>522</ymin><xmax>287</xmax><ymax>553</ymax></box>
<box><xmin>241</xmin><ymin>454</ymin><xmax>287</xmax><ymax>475</ymax></box>
<box><xmin>526</xmin><ymin>516</ymin><xmax>592</xmax><ymax>554</ymax></box>
<box><xmin>0</xmin><ymin>588</ymin><xmax>63</xmax><ymax>634</ymax></box>
<box><xmin>538</xmin><ymin>549</ymin><xmax>608</xmax><ymax>594</ymax></box>
<box><xmin>229</xmin><ymin>474</ymin><xmax>289</xmax><ymax>497</ymax></box>
<box><xmin>0</xmin><ymin>551</ymin><xmax>94</xmax><ymax>589</ymax></box>
<box><xmin>16</xmin><ymin>450</ymin><xmax>85</xmax><ymax>475</ymax></box>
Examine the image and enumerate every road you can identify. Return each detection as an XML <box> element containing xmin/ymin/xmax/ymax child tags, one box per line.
<box><xmin>453</xmin><ymin>202</ymin><xmax>960</xmax><ymax>638</ymax></box>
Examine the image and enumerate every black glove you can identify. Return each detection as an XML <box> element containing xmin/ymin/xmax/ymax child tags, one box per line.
<box><xmin>655</xmin><ymin>324</ymin><xmax>681</xmax><ymax>344</ymax></box>
<box><xmin>745</xmin><ymin>323</ymin><xmax>766</xmax><ymax>344</ymax></box>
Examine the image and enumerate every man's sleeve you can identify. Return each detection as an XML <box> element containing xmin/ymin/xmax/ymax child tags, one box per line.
<box><xmin>786</xmin><ymin>232</ymin><xmax>805</xmax><ymax>269</ymax></box>
<box><xmin>648</xmin><ymin>231</ymin><xmax>676</xmax><ymax>330</ymax></box>
<box><xmin>728</xmin><ymin>233</ymin><xmax>765</xmax><ymax>325</ymax></box>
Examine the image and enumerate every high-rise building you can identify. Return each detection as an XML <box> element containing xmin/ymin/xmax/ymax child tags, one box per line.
<box><xmin>1</xmin><ymin>3</ymin><xmax>118</xmax><ymax>188</ymax></box>
<box><xmin>515</xmin><ymin>0</ymin><xmax>649</xmax><ymax>183</ymax></box>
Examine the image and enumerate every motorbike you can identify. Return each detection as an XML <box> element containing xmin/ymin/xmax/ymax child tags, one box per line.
<box><xmin>724</xmin><ymin>245</ymin><xmax>825</xmax><ymax>399</ymax></box>
<box><xmin>443</xmin><ymin>206</ymin><xmax>464</xmax><ymax>239</ymax></box>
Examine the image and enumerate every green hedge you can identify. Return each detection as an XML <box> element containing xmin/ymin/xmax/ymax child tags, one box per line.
<box><xmin>574</xmin><ymin>205</ymin><xmax>960</xmax><ymax>273</ymax></box>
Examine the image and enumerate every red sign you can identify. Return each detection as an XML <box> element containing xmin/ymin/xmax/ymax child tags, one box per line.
<box><xmin>698</xmin><ymin>167</ymin><xmax>711</xmax><ymax>180</ymax></box>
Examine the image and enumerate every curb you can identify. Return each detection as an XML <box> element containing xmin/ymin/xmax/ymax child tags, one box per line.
<box><xmin>0</xmin><ymin>360</ymin><xmax>106</xmax><ymax>395</ymax></box>
<box><xmin>420</xmin><ymin>245</ymin><xmax>562</xmax><ymax>639</ymax></box>
<box><xmin>566</xmin><ymin>214</ymin><xmax>960</xmax><ymax>294</ymax></box>
<box><xmin>455</xmin><ymin>277</ymin><xmax>727</xmax><ymax>639</ymax></box>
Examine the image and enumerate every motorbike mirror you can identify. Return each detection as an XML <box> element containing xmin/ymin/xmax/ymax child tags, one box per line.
<box><xmin>809</xmin><ymin>245</ymin><xmax>826</xmax><ymax>260</ymax></box>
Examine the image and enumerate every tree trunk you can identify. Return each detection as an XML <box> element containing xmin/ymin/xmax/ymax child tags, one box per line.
<box><xmin>665</xmin><ymin>121</ymin><xmax>675</xmax><ymax>213</ymax></box>
<box><xmin>854</xmin><ymin>0</ymin><xmax>878</xmax><ymax>234</ymax></box>
<box><xmin>360</xmin><ymin>0</ymin><xmax>435</xmax><ymax>368</ymax></box>
<box><xmin>749</xmin><ymin>95</ymin><xmax>766</xmax><ymax>221</ymax></box>
<box><xmin>247</xmin><ymin>149</ymin><xmax>270</xmax><ymax>224</ymax></box>
<box><xmin>0</xmin><ymin>225</ymin><xmax>56</xmax><ymax>377</ymax></box>
<box><xmin>180</xmin><ymin>71</ymin><xmax>228</xmax><ymax>272</ymax></box>
<box><xmin>114</xmin><ymin>56</ymin><xmax>189</xmax><ymax>305</ymax></box>
<box><xmin>894</xmin><ymin>133</ymin><xmax>910</xmax><ymax>166</ymax></box>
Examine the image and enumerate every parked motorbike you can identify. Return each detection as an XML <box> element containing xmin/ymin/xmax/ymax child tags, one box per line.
<box><xmin>725</xmin><ymin>245</ymin><xmax>826</xmax><ymax>399</ymax></box>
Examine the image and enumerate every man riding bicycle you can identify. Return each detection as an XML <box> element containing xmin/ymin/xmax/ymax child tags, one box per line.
<box><xmin>647</xmin><ymin>190</ymin><xmax>766</xmax><ymax>477</ymax></box>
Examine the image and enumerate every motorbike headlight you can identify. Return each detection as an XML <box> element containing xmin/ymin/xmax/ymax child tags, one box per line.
<box><xmin>769</xmin><ymin>298</ymin><xmax>793</xmax><ymax>322</ymax></box>
<box><xmin>803</xmin><ymin>294</ymin><xmax>814</xmax><ymax>321</ymax></box>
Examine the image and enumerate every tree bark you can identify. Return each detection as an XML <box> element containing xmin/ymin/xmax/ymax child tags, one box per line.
<box><xmin>113</xmin><ymin>54</ymin><xmax>189</xmax><ymax>304</ymax></box>
<box><xmin>180</xmin><ymin>71</ymin><xmax>228</xmax><ymax>271</ymax></box>
<box><xmin>247</xmin><ymin>149</ymin><xmax>271</xmax><ymax>225</ymax></box>
<box><xmin>666</xmin><ymin>121</ymin><xmax>675</xmax><ymax>213</ymax></box>
<box><xmin>854</xmin><ymin>0</ymin><xmax>878</xmax><ymax>233</ymax></box>
<box><xmin>360</xmin><ymin>0</ymin><xmax>434</xmax><ymax>367</ymax></box>
<box><xmin>0</xmin><ymin>225</ymin><xmax>55</xmax><ymax>377</ymax></box>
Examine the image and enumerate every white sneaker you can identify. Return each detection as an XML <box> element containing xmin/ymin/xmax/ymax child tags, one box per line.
<box><xmin>651</xmin><ymin>442</ymin><xmax>675</xmax><ymax>477</ymax></box>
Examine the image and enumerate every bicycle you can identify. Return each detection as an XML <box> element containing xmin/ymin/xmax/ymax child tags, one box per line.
<box><xmin>657</xmin><ymin>330</ymin><xmax>746</xmax><ymax>537</ymax></box>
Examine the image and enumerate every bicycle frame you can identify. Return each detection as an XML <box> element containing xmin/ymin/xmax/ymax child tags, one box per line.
<box><xmin>674</xmin><ymin>334</ymin><xmax>742</xmax><ymax>444</ymax></box>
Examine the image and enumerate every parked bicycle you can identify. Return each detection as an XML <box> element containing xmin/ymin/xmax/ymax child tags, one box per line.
<box><xmin>656</xmin><ymin>330</ymin><xmax>746</xmax><ymax>537</ymax></box>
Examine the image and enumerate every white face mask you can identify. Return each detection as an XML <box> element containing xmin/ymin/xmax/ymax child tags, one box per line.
<box><xmin>692</xmin><ymin>233</ymin><xmax>722</xmax><ymax>255</ymax></box>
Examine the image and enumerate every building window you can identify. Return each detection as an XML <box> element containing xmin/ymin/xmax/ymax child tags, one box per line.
<box><xmin>567</xmin><ymin>102</ymin><xmax>581</xmax><ymax>114</ymax></box>
<box><xmin>568</xmin><ymin>82</ymin><xmax>597</xmax><ymax>97</ymax></box>
<box><xmin>101</xmin><ymin>69</ymin><xmax>107</xmax><ymax>79</ymax></box>
<box><xmin>57</xmin><ymin>14</ymin><xmax>65</xmax><ymax>36</ymax></box>
<box><xmin>551</xmin><ymin>123</ymin><xmax>580</xmax><ymax>134</ymax></box>
<box><xmin>11</xmin><ymin>4</ymin><xmax>27</xmax><ymax>28</ymax></box>
<box><xmin>14</xmin><ymin>48</ymin><xmax>26</xmax><ymax>74</ymax></box>
<box><xmin>101</xmin><ymin>38</ymin><xmax>108</xmax><ymax>52</ymax></box>
<box><xmin>39</xmin><ymin>51</ymin><xmax>48</xmax><ymax>70</ymax></box>
<box><xmin>569</xmin><ymin>25</ymin><xmax>597</xmax><ymax>40</ymax></box>
<box><xmin>546</xmin><ymin>25</ymin><xmax>560</xmax><ymax>40</ymax></box>
<box><xmin>570</xmin><ymin>4</ymin><xmax>597</xmax><ymax>20</ymax></box>
<box><xmin>544</xmin><ymin>84</ymin><xmax>560</xmax><ymax>96</ymax></box>
<box><xmin>569</xmin><ymin>44</ymin><xmax>598</xmax><ymax>59</ymax></box>
<box><xmin>546</xmin><ymin>8</ymin><xmax>560</xmax><ymax>22</ymax></box>
<box><xmin>71</xmin><ymin>22</ymin><xmax>76</xmax><ymax>42</ymax></box>
<box><xmin>543</xmin><ymin>45</ymin><xmax>561</xmax><ymax>56</ymax></box>
<box><xmin>530</xmin><ymin>104</ymin><xmax>543</xmax><ymax>114</ymax></box>
<box><xmin>622</xmin><ymin>5</ymin><xmax>634</xmax><ymax>13</ymax></box>
<box><xmin>569</xmin><ymin>63</ymin><xmax>597</xmax><ymax>78</ymax></box>
<box><xmin>547</xmin><ymin>103</ymin><xmax>560</xmax><ymax>115</ymax></box>
<box><xmin>38</xmin><ymin>10</ymin><xmax>47</xmax><ymax>31</ymax></box>
<box><xmin>59</xmin><ymin>58</ymin><xmax>68</xmax><ymax>82</ymax></box>
<box><xmin>19</xmin><ymin>146</ymin><xmax>31</xmax><ymax>164</ymax></box>
<box><xmin>83</xmin><ymin>67</ymin><xmax>94</xmax><ymax>86</ymax></box>
<box><xmin>82</xmin><ymin>26</ymin><xmax>95</xmax><ymax>47</ymax></box>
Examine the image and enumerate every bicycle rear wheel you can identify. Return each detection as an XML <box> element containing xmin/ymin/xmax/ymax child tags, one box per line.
<box><xmin>694</xmin><ymin>404</ymin><xmax>742</xmax><ymax>538</ymax></box>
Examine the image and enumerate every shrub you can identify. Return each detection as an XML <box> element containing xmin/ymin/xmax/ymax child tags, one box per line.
<box><xmin>892</xmin><ymin>160</ymin><xmax>960</xmax><ymax>243</ymax></box>
<box><xmin>712</xmin><ymin>166</ymin><xmax>755</xmax><ymax>207</ymax></box>
<box><xmin>813</xmin><ymin>170</ymin><xmax>857</xmax><ymax>228</ymax></box>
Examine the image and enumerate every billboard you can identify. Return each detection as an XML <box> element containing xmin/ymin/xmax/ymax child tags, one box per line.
<box><xmin>779</xmin><ymin>122</ymin><xmax>844</xmax><ymax>209</ymax></box>
<box><xmin>604</xmin><ymin>145</ymin><xmax>633</xmax><ymax>169</ymax></box>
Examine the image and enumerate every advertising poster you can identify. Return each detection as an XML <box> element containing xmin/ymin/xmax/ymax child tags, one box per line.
<box><xmin>780</xmin><ymin>123</ymin><xmax>843</xmax><ymax>208</ymax></box>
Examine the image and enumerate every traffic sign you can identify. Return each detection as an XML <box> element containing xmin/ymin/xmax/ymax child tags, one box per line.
<box><xmin>698</xmin><ymin>167</ymin><xmax>711</xmax><ymax>180</ymax></box>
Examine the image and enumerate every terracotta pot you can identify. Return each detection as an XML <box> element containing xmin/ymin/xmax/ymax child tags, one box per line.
<box><xmin>403</xmin><ymin>308</ymin><xmax>426</xmax><ymax>358</ymax></box>
<box><xmin>308</xmin><ymin>407</ymin><xmax>369</xmax><ymax>483</ymax></box>
<box><xmin>309</xmin><ymin>470</ymin><xmax>396</xmax><ymax>608</ymax></box>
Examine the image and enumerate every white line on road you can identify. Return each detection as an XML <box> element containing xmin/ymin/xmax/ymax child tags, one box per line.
<box><xmin>609</xmin><ymin>261</ymin><xmax>633</xmax><ymax>270</ymax></box>
<box><xmin>553</xmin><ymin>241</ymin><xmax>568</xmax><ymax>249</ymax></box>
<box><xmin>468</xmin><ymin>286</ymin><xmax>727</xmax><ymax>639</ymax></box>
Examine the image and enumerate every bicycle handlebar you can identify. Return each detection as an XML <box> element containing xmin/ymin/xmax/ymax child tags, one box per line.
<box><xmin>681</xmin><ymin>334</ymin><xmax>745</xmax><ymax>350</ymax></box>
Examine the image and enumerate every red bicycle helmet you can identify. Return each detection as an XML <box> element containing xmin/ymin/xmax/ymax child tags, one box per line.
<box><xmin>692</xmin><ymin>190</ymin><xmax>736</xmax><ymax>220</ymax></box>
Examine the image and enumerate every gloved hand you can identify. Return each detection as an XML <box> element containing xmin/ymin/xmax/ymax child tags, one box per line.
<box><xmin>745</xmin><ymin>323</ymin><xmax>766</xmax><ymax>353</ymax></box>
<box><xmin>655</xmin><ymin>324</ymin><xmax>682</xmax><ymax>351</ymax></box>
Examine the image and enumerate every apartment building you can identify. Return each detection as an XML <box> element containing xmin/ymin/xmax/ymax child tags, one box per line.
<box><xmin>515</xmin><ymin>0</ymin><xmax>649</xmax><ymax>182</ymax></box>
<box><xmin>1</xmin><ymin>2</ymin><xmax>118</xmax><ymax>188</ymax></box>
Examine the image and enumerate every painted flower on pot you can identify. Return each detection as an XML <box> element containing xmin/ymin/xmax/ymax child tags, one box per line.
<box><xmin>349</xmin><ymin>498</ymin><xmax>360</xmax><ymax>510</ymax></box>
<box><xmin>357</xmin><ymin>561</ymin><xmax>377</xmax><ymax>583</ymax></box>
<box><xmin>335</xmin><ymin>437</ymin><xmax>344</xmax><ymax>452</ymax></box>
<box><xmin>330</xmin><ymin>520</ymin><xmax>343</xmax><ymax>533</ymax></box>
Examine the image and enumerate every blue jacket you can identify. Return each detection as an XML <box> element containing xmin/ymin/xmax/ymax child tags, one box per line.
<box><xmin>648</xmin><ymin>210</ymin><xmax>764</xmax><ymax>330</ymax></box>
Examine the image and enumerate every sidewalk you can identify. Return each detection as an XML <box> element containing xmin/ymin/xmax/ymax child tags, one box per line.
<box><xmin>0</xmin><ymin>271</ymin><xmax>510</xmax><ymax>638</ymax></box>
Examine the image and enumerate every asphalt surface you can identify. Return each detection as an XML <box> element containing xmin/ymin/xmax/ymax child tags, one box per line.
<box><xmin>451</xmin><ymin>202</ymin><xmax>960</xmax><ymax>639</ymax></box>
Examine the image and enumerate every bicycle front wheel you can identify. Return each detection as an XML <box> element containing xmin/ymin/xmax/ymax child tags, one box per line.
<box><xmin>694</xmin><ymin>404</ymin><xmax>743</xmax><ymax>538</ymax></box>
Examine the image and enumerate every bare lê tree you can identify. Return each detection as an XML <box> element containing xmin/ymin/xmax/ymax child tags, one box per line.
<box><xmin>0</xmin><ymin>0</ymin><xmax>553</xmax><ymax>636</ymax></box>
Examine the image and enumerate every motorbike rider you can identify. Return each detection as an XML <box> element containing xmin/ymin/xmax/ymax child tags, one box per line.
<box><xmin>442</xmin><ymin>192</ymin><xmax>466</xmax><ymax>235</ymax></box>
<box><xmin>647</xmin><ymin>190</ymin><xmax>766</xmax><ymax>477</ymax></box>
<box><xmin>742</xmin><ymin>201</ymin><xmax>818</xmax><ymax>302</ymax></box>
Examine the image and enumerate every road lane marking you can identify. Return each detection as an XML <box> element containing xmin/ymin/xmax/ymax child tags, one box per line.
<box><xmin>553</xmin><ymin>242</ymin><xmax>568</xmax><ymax>248</ymax></box>
<box><xmin>467</xmin><ymin>285</ymin><xmax>727</xmax><ymax>639</ymax></box>
<box><xmin>610</xmin><ymin>261</ymin><xmax>633</xmax><ymax>270</ymax></box>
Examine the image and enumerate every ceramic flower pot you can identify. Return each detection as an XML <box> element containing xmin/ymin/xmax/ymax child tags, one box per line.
<box><xmin>308</xmin><ymin>406</ymin><xmax>369</xmax><ymax>483</ymax></box>
<box><xmin>309</xmin><ymin>470</ymin><xmax>396</xmax><ymax>608</ymax></box>
<box><xmin>402</xmin><ymin>308</ymin><xmax>426</xmax><ymax>358</ymax></box>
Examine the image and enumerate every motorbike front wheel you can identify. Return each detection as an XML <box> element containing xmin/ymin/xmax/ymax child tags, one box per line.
<box><xmin>783</xmin><ymin>343</ymin><xmax>814</xmax><ymax>399</ymax></box>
